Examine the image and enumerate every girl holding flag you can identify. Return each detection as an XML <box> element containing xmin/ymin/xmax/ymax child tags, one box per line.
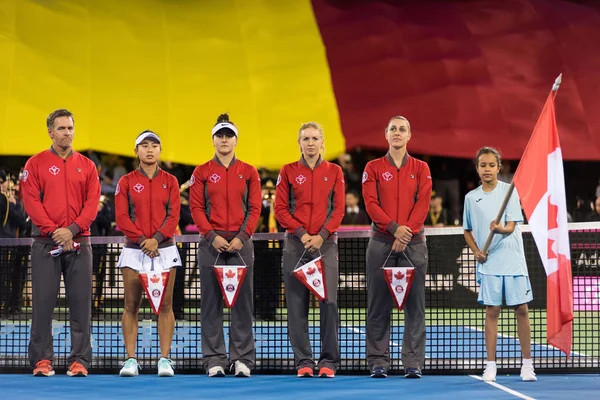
<box><xmin>189</xmin><ymin>114</ymin><xmax>261</xmax><ymax>378</ymax></box>
<box><xmin>463</xmin><ymin>146</ymin><xmax>536</xmax><ymax>382</ymax></box>
<box><xmin>274</xmin><ymin>122</ymin><xmax>345</xmax><ymax>378</ymax></box>
<box><xmin>115</xmin><ymin>130</ymin><xmax>181</xmax><ymax>377</ymax></box>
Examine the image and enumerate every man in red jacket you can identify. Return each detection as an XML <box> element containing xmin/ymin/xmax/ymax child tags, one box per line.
<box><xmin>275</xmin><ymin>122</ymin><xmax>345</xmax><ymax>378</ymax></box>
<box><xmin>21</xmin><ymin>109</ymin><xmax>101</xmax><ymax>377</ymax></box>
<box><xmin>362</xmin><ymin>116</ymin><xmax>432</xmax><ymax>379</ymax></box>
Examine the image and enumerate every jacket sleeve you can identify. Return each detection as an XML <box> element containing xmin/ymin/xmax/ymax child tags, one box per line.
<box><xmin>21</xmin><ymin>158</ymin><xmax>59</xmax><ymax>236</ymax></box>
<box><xmin>407</xmin><ymin>162</ymin><xmax>433</xmax><ymax>233</ymax></box>
<box><xmin>70</xmin><ymin>160</ymin><xmax>101</xmax><ymax>236</ymax></box>
<box><xmin>189</xmin><ymin>166</ymin><xmax>217</xmax><ymax>242</ymax></box>
<box><xmin>362</xmin><ymin>161</ymin><xmax>398</xmax><ymax>234</ymax></box>
<box><xmin>320</xmin><ymin>165</ymin><xmax>346</xmax><ymax>239</ymax></box>
<box><xmin>115</xmin><ymin>176</ymin><xmax>146</xmax><ymax>244</ymax></box>
<box><xmin>236</xmin><ymin>166</ymin><xmax>262</xmax><ymax>243</ymax></box>
<box><xmin>155</xmin><ymin>175</ymin><xmax>181</xmax><ymax>242</ymax></box>
<box><xmin>274</xmin><ymin>166</ymin><xmax>306</xmax><ymax>239</ymax></box>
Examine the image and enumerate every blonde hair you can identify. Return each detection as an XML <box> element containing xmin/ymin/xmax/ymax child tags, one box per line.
<box><xmin>298</xmin><ymin>121</ymin><xmax>325</xmax><ymax>155</ymax></box>
<box><xmin>386</xmin><ymin>115</ymin><xmax>411</xmax><ymax>132</ymax></box>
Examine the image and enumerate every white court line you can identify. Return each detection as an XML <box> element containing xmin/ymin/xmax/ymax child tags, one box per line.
<box><xmin>469</xmin><ymin>375</ymin><xmax>536</xmax><ymax>400</ymax></box>
<box><xmin>465</xmin><ymin>326</ymin><xmax>587</xmax><ymax>357</ymax></box>
<box><xmin>344</xmin><ymin>326</ymin><xmax>402</xmax><ymax>348</ymax></box>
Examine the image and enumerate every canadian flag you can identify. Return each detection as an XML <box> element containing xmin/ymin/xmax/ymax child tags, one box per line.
<box><xmin>139</xmin><ymin>271</ymin><xmax>170</xmax><ymax>315</ymax></box>
<box><xmin>214</xmin><ymin>265</ymin><xmax>247</xmax><ymax>308</ymax></box>
<box><xmin>293</xmin><ymin>256</ymin><xmax>327</xmax><ymax>301</ymax></box>
<box><xmin>513</xmin><ymin>86</ymin><xmax>573</xmax><ymax>356</ymax></box>
<box><xmin>383</xmin><ymin>267</ymin><xmax>415</xmax><ymax>311</ymax></box>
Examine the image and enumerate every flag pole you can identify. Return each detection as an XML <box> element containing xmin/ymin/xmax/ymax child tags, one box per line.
<box><xmin>481</xmin><ymin>74</ymin><xmax>562</xmax><ymax>254</ymax></box>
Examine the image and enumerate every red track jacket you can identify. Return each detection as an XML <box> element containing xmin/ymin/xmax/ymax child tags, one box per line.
<box><xmin>362</xmin><ymin>153</ymin><xmax>432</xmax><ymax>240</ymax></box>
<box><xmin>189</xmin><ymin>156</ymin><xmax>261</xmax><ymax>243</ymax></box>
<box><xmin>115</xmin><ymin>168</ymin><xmax>180</xmax><ymax>247</ymax></box>
<box><xmin>274</xmin><ymin>157</ymin><xmax>345</xmax><ymax>240</ymax></box>
<box><xmin>21</xmin><ymin>148</ymin><xmax>101</xmax><ymax>238</ymax></box>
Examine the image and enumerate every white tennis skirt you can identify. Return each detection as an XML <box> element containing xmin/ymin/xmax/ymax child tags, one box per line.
<box><xmin>117</xmin><ymin>245</ymin><xmax>182</xmax><ymax>273</ymax></box>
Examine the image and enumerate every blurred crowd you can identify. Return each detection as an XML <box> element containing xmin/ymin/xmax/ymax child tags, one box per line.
<box><xmin>1</xmin><ymin>149</ymin><xmax>599</xmax><ymax>319</ymax></box>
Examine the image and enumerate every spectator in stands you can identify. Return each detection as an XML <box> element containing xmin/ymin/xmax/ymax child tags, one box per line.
<box><xmin>254</xmin><ymin>178</ymin><xmax>283</xmax><ymax>321</ymax></box>
<box><xmin>21</xmin><ymin>108</ymin><xmax>101</xmax><ymax>377</ymax></box>
<box><xmin>362</xmin><ymin>115</ymin><xmax>432</xmax><ymax>379</ymax></box>
<box><xmin>275</xmin><ymin>122</ymin><xmax>345</xmax><ymax>378</ymax></box>
<box><xmin>90</xmin><ymin>194</ymin><xmax>114</xmax><ymax>315</ymax></box>
<box><xmin>424</xmin><ymin>192</ymin><xmax>449</xmax><ymax>227</ymax></box>
<box><xmin>189</xmin><ymin>113</ymin><xmax>261</xmax><ymax>378</ymax></box>
<box><xmin>430</xmin><ymin>157</ymin><xmax>461</xmax><ymax>225</ymax></box>
<box><xmin>115</xmin><ymin>130</ymin><xmax>181</xmax><ymax>377</ymax></box>
<box><xmin>586</xmin><ymin>197</ymin><xmax>600</xmax><ymax>222</ymax></box>
<box><xmin>341</xmin><ymin>190</ymin><xmax>370</xmax><ymax>225</ymax></box>
<box><xmin>0</xmin><ymin>170</ymin><xmax>30</xmax><ymax>317</ymax></box>
<box><xmin>463</xmin><ymin>146</ymin><xmax>536</xmax><ymax>383</ymax></box>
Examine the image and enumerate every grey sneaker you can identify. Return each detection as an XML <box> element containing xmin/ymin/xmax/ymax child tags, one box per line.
<box><xmin>233</xmin><ymin>361</ymin><xmax>251</xmax><ymax>377</ymax></box>
<box><xmin>208</xmin><ymin>366</ymin><xmax>225</xmax><ymax>377</ymax></box>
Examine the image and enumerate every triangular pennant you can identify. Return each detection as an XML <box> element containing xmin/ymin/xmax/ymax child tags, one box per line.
<box><xmin>383</xmin><ymin>267</ymin><xmax>415</xmax><ymax>311</ymax></box>
<box><xmin>139</xmin><ymin>271</ymin><xmax>170</xmax><ymax>315</ymax></box>
<box><xmin>214</xmin><ymin>265</ymin><xmax>247</xmax><ymax>308</ymax></box>
<box><xmin>293</xmin><ymin>256</ymin><xmax>327</xmax><ymax>301</ymax></box>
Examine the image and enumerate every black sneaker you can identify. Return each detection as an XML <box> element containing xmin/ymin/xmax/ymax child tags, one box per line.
<box><xmin>371</xmin><ymin>367</ymin><xmax>388</xmax><ymax>378</ymax></box>
<box><xmin>405</xmin><ymin>368</ymin><xmax>422</xmax><ymax>379</ymax></box>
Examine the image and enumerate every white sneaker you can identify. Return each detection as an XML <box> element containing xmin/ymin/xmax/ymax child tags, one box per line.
<box><xmin>233</xmin><ymin>361</ymin><xmax>251</xmax><ymax>377</ymax></box>
<box><xmin>520</xmin><ymin>364</ymin><xmax>537</xmax><ymax>381</ymax></box>
<box><xmin>482</xmin><ymin>364</ymin><xmax>497</xmax><ymax>382</ymax></box>
<box><xmin>158</xmin><ymin>357</ymin><xmax>174</xmax><ymax>377</ymax></box>
<box><xmin>208</xmin><ymin>366</ymin><xmax>225</xmax><ymax>377</ymax></box>
<box><xmin>119</xmin><ymin>358</ymin><xmax>140</xmax><ymax>377</ymax></box>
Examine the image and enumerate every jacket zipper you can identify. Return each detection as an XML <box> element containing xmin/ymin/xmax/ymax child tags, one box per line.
<box><xmin>225</xmin><ymin>167</ymin><xmax>229</xmax><ymax>238</ymax></box>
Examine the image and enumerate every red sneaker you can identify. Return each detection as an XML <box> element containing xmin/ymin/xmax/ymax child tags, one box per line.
<box><xmin>33</xmin><ymin>360</ymin><xmax>55</xmax><ymax>377</ymax></box>
<box><xmin>318</xmin><ymin>367</ymin><xmax>335</xmax><ymax>378</ymax></box>
<box><xmin>297</xmin><ymin>366</ymin><xmax>314</xmax><ymax>377</ymax></box>
<box><xmin>67</xmin><ymin>361</ymin><xmax>88</xmax><ymax>377</ymax></box>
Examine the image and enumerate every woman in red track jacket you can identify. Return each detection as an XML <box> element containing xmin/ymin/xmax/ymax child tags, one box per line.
<box><xmin>115</xmin><ymin>130</ymin><xmax>181</xmax><ymax>378</ymax></box>
<box><xmin>362</xmin><ymin>116</ymin><xmax>432</xmax><ymax>379</ymax></box>
<box><xmin>274</xmin><ymin>122</ymin><xmax>345</xmax><ymax>378</ymax></box>
<box><xmin>189</xmin><ymin>114</ymin><xmax>261</xmax><ymax>378</ymax></box>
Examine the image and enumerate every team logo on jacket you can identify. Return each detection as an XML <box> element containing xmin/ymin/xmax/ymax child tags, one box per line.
<box><xmin>410</xmin><ymin>174</ymin><xmax>415</xmax><ymax>179</ymax></box>
<box><xmin>382</xmin><ymin>171</ymin><xmax>393</xmax><ymax>182</ymax></box>
<box><xmin>115</xmin><ymin>184</ymin><xmax>120</xmax><ymax>195</ymax></box>
<box><xmin>209</xmin><ymin>173</ymin><xmax>221</xmax><ymax>183</ymax></box>
<box><xmin>189</xmin><ymin>175</ymin><xmax>195</xmax><ymax>186</ymax></box>
<box><xmin>49</xmin><ymin>165</ymin><xmax>60</xmax><ymax>176</ymax></box>
<box><xmin>162</xmin><ymin>184</ymin><xmax>167</xmax><ymax>189</ymax></box>
<box><xmin>133</xmin><ymin>183</ymin><xmax>144</xmax><ymax>193</ymax></box>
<box><xmin>238</xmin><ymin>174</ymin><xmax>243</xmax><ymax>179</ymax></box>
<box><xmin>362</xmin><ymin>171</ymin><xmax>368</xmax><ymax>184</ymax></box>
<box><xmin>296</xmin><ymin>174</ymin><xmax>307</xmax><ymax>185</ymax></box>
<box><xmin>324</xmin><ymin>177</ymin><xmax>328</xmax><ymax>182</ymax></box>
<box><xmin>21</xmin><ymin>170</ymin><xmax>29</xmax><ymax>182</ymax></box>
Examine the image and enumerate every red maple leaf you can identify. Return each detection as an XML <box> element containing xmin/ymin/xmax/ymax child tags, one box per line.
<box><xmin>547</xmin><ymin>197</ymin><xmax>559</xmax><ymax>260</ymax></box>
<box><xmin>306</xmin><ymin>266</ymin><xmax>316</xmax><ymax>275</ymax></box>
<box><xmin>150</xmin><ymin>274</ymin><xmax>160</xmax><ymax>284</ymax></box>
<box><xmin>394</xmin><ymin>271</ymin><xmax>405</xmax><ymax>280</ymax></box>
<box><xmin>226</xmin><ymin>269</ymin><xmax>236</xmax><ymax>279</ymax></box>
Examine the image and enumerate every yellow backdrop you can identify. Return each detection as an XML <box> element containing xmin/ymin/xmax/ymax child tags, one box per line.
<box><xmin>0</xmin><ymin>0</ymin><xmax>345</xmax><ymax>169</ymax></box>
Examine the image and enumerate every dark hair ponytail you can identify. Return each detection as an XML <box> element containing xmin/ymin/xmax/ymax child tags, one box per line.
<box><xmin>216</xmin><ymin>113</ymin><xmax>232</xmax><ymax>125</ymax></box>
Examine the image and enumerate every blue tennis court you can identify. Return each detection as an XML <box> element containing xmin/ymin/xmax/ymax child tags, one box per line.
<box><xmin>1</xmin><ymin>373</ymin><xmax>598</xmax><ymax>400</ymax></box>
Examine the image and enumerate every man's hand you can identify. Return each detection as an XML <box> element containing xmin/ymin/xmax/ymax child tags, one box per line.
<box><xmin>300</xmin><ymin>234</ymin><xmax>311</xmax><ymax>245</ymax></box>
<box><xmin>226</xmin><ymin>238</ymin><xmax>244</xmax><ymax>253</ymax></box>
<box><xmin>212</xmin><ymin>235</ymin><xmax>229</xmax><ymax>253</ymax></box>
<box><xmin>393</xmin><ymin>225</ymin><xmax>413</xmax><ymax>244</ymax></box>
<box><xmin>474</xmin><ymin>250</ymin><xmax>487</xmax><ymax>263</ymax></box>
<box><xmin>62</xmin><ymin>240</ymin><xmax>74</xmax><ymax>252</ymax></box>
<box><xmin>391</xmin><ymin>239</ymin><xmax>407</xmax><ymax>253</ymax></box>
<box><xmin>52</xmin><ymin>228</ymin><xmax>74</xmax><ymax>246</ymax></box>
<box><xmin>141</xmin><ymin>238</ymin><xmax>159</xmax><ymax>258</ymax></box>
<box><xmin>304</xmin><ymin>235</ymin><xmax>324</xmax><ymax>253</ymax></box>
